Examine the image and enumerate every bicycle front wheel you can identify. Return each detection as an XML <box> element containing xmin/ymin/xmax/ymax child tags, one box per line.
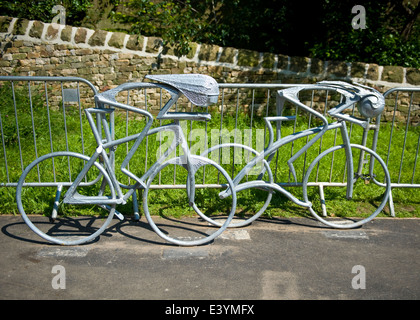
<box><xmin>198</xmin><ymin>143</ymin><xmax>273</xmax><ymax>228</ymax></box>
<box><xmin>302</xmin><ymin>144</ymin><xmax>391</xmax><ymax>228</ymax></box>
<box><xmin>143</xmin><ymin>155</ymin><xmax>237</xmax><ymax>246</ymax></box>
<box><xmin>16</xmin><ymin>152</ymin><xmax>116</xmax><ymax>245</ymax></box>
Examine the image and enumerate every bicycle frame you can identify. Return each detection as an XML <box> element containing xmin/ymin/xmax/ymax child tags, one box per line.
<box><xmin>61</xmin><ymin>82</ymin><xmax>202</xmax><ymax>217</ymax></box>
<box><xmin>215</xmin><ymin>84</ymin><xmax>383</xmax><ymax>209</ymax></box>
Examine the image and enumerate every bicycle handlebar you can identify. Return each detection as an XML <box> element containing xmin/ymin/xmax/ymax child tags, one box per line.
<box><xmin>318</xmin><ymin>81</ymin><xmax>385</xmax><ymax>119</ymax></box>
<box><xmin>270</xmin><ymin>81</ymin><xmax>385</xmax><ymax>181</ymax></box>
<box><xmin>277</xmin><ymin>81</ymin><xmax>385</xmax><ymax>128</ymax></box>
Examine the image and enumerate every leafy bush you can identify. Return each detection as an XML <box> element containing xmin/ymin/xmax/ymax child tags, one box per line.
<box><xmin>113</xmin><ymin>0</ymin><xmax>419</xmax><ymax>67</ymax></box>
<box><xmin>2</xmin><ymin>0</ymin><xmax>419</xmax><ymax>66</ymax></box>
<box><xmin>309</xmin><ymin>0</ymin><xmax>420</xmax><ymax>68</ymax></box>
<box><xmin>0</xmin><ymin>0</ymin><xmax>93</xmax><ymax>27</ymax></box>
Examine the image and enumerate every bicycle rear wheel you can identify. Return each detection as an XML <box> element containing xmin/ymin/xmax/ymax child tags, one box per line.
<box><xmin>302</xmin><ymin>144</ymin><xmax>391</xmax><ymax>228</ymax></box>
<box><xmin>198</xmin><ymin>143</ymin><xmax>273</xmax><ymax>227</ymax></box>
<box><xmin>143</xmin><ymin>155</ymin><xmax>237</xmax><ymax>246</ymax></box>
<box><xmin>16</xmin><ymin>152</ymin><xmax>116</xmax><ymax>245</ymax></box>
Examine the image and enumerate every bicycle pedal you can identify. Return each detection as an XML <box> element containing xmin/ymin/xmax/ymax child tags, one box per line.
<box><xmin>98</xmin><ymin>204</ymin><xmax>124</xmax><ymax>221</ymax></box>
<box><xmin>114</xmin><ymin>211</ymin><xmax>124</xmax><ymax>221</ymax></box>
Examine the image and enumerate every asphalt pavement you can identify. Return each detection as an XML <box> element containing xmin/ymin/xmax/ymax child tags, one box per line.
<box><xmin>0</xmin><ymin>214</ymin><xmax>419</xmax><ymax>303</ymax></box>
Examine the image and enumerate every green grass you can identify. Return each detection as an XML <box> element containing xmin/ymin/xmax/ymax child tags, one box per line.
<box><xmin>0</xmin><ymin>84</ymin><xmax>419</xmax><ymax>219</ymax></box>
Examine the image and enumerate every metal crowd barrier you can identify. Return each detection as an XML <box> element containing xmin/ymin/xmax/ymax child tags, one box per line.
<box><xmin>0</xmin><ymin>76</ymin><xmax>97</xmax><ymax>187</ymax></box>
<box><xmin>374</xmin><ymin>87</ymin><xmax>420</xmax><ymax>216</ymax></box>
<box><xmin>0</xmin><ymin>76</ymin><xmax>418</xmax><ymax>217</ymax></box>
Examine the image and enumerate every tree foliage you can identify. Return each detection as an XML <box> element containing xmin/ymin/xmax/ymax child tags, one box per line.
<box><xmin>309</xmin><ymin>0</ymin><xmax>420</xmax><ymax>67</ymax></box>
<box><xmin>113</xmin><ymin>0</ymin><xmax>419</xmax><ymax>67</ymax></box>
<box><xmin>0</xmin><ymin>0</ymin><xmax>93</xmax><ymax>27</ymax></box>
<box><xmin>1</xmin><ymin>0</ymin><xmax>419</xmax><ymax>67</ymax></box>
<box><xmin>112</xmin><ymin>0</ymin><xmax>203</xmax><ymax>56</ymax></box>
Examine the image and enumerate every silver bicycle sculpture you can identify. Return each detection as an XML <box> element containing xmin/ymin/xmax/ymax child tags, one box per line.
<box><xmin>16</xmin><ymin>74</ymin><xmax>237</xmax><ymax>246</ymax></box>
<box><xmin>16</xmin><ymin>75</ymin><xmax>391</xmax><ymax>246</ymax></box>
<box><xmin>198</xmin><ymin>81</ymin><xmax>391</xmax><ymax>229</ymax></box>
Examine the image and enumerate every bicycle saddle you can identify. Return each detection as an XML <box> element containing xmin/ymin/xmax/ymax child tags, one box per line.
<box><xmin>145</xmin><ymin>74</ymin><xmax>219</xmax><ymax>107</ymax></box>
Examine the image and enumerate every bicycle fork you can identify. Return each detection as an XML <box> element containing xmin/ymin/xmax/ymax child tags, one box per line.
<box><xmin>340</xmin><ymin>121</ymin><xmax>355</xmax><ymax>200</ymax></box>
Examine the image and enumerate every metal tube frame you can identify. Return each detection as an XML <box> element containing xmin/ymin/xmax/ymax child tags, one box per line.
<box><xmin>212</xmin><ymin>83</ymin><xmax>391</xmax><ymax>219</ymax></box>
<box><xmin>56</xmin><ymin>80</ymin><xmax>222</xmax><ymax>219</ymax></box>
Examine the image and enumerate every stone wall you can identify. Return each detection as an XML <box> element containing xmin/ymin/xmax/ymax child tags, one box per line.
<box><xmin>0</xmin><ymin>16</ymin><xmax>419</xmax><ymax>122</ymax></box>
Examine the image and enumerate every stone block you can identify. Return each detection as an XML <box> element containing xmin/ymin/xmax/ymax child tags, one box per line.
<box><xmin>277</xmin><ymin>54</ymin><xmax>289</xmax><ymax>70</ymax></box>
<box><xmin>81</xmin><ymin>54</ymin><xmax>99</xmax><ymax>62</ymax></box>
<box><xmin>88</xmin><ymin>30</ymin><xmax>108</xmax><ymax>46</ymax></box>
<box><xmin>108</xmin><ymin>32</ymin><xmax>126</xmax><ymax>49</ymax></box>
<box><xmin>219</xmin><ymin>47</ymin><xmax>236</xmax><ymax>64</ymax></box>
<box><xmin>74</xmin><ymin>28</ymin><xmax>88</xmax><ymax>44</ymax></box>
<box><xmin>290</xmin><ymin>56</ymin><xmax>309</xmax><ymax>73</ymax></box>
<box><xmin>12</xmin><ymin>40</ymin><xmax>24</xmax><ymax>47</ymax></box>
<box><xmin>57</xmin><ymin>44</ymin><xmax>71</xmax><ymax>51</ymax></box>
<box><xmin>115</xmin><ymin>59</ymin><xmax>129</xmax><ymax>66</ymax></box>
<box><xmin>60</xmin><ymin>68</ymin><xmax>78</xmax><ymax>76</ymax></box>
<box><xmin>2</xmin><ymin>53</ymin><xmax>12</xmax><ymax>61</ymax></box>
<box><xmin>12</xmin><ymin>53</ymin><xmax>27</xmax><ymax>60</ymax></box>
<box><xmin>186</xmin><ymin>43</ymin><xmax>198</xmax><ymax>59</ymax></box>
<box><xmin>198</xmin><ymin>44</ymin><xmax>220</xmax><ymax>61</ymax></box>
<box><xmin>119</xmin><ymin>53</ymin><xmax>134</xmax><ymax>59</ymax></box>
<box><xmin>0</xmin><ymin>16</ymin><xmax>13</xmax><ymax>32</ymax></box>
<box><xmin>161</xmin><ymin>43</ymin><xmax>176</xmax><ymax>56</ymax></box>
<box><xmin>119</xmin><ymin>65</ymin><xmax>136</xmax><ymax>72</ymax></box>
<box><xmin>13</xmin><ymin>19</ymin><xmax>29</xmax><ymax>35</ymax></box>
<box><xmin>327</xmin><ymin>61</ymin><xmax>348</xmax><ymax>78</ymax></box>
<box><xmin>61</xmin><ymin>26</ymin><xmax>73</xmax><ymax>42</ymax></box>
<box><xmin>35</xmin><ymin>58</ymin><xmax>48</xmax><ymax>65</ymax></box>
<box><xmin>366</xmin><ymin>64</ymin><xmax>379</xmax><ymax>81</ymax></box>
<box><xmin>351</xmin><ymin>62</ymin><xmax>366</xmax><ymax>78</ymax></box>
<box><xmin>382</xmin><ymin>65</ymin><xmax>404</xmax><ymax>83</ymax></box>
<box><xmin>39</xmin><ymin>45</ymin><xmax>54</xmax><ymax>58</ymax></box>
<box><xmin>406</xmin><ymin>68</ymin><xmax>420</xmax><ymax>85</ymax></box>
<box><xmin>161</xmin><ymin>43</ymin><xmax>193</xmax><ymax>58</ymax></box>
<box><xmin>74</xmin><ymin>48</ymin><xmax>93</xmax><ymax>55</ymax></box>
<box><xmin>27</xmin><ymin>52</ymin><xmax>40</xmax><ymax>59</ymax></box>
<box><xmin>53</xmin><ymin>49</ymin><xmax>70</xmax><ymax>57</ymax></box>
<box><xmin>29</xmin><ymin>21</ymin><xmax>44</xmax><ymax>38</ymax></box>
<box><xmin>126</xmin><ymin>34</ymin><xmax>144</xmax><ymax>51</ymax></box>
<box><xmin>237</xmin><ymin>49</ymin><xmax>259</xmax><ymax>67</ymax></box>
<box><xmin>262</xmin><ymin>52</ymin><xmax>276</xmax><ymax>69</ymax></box>
<box><xmin>19</xmin><ymin>47</ymin><xmax>32</xmax><ymax>53</ymax></box>
<box><xmin>310</xmin><ymin>58</ymin><xmax>325</xmax><ymax>76</ymax></box>
<box><xmin>0</xmin><ymin>60</ymin><xmax>11</xmax><ymax>67</ymax></box>
<box><xmin>45</xmin><ymin>24</ymin><xmax>59</xmax><ymax>41</ymax></box>
<box><xmin>104</xmin><ymin>73</ymin><xmax>116</xmax><ymax>80</ymax></box>
<box><xmin>145</xmin><ymin>36</ymin><xmax>163</xmax><ymax>53</ymax></box>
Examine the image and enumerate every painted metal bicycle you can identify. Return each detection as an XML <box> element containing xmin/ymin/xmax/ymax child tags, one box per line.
<box><xmin>16</xmin><ymin>74</ymin><xmax>237</xmax><ymax>246</ymax></box>
<box><xmin>16</xmin><ymin>75</ymin><xmax>391</xmax><ymax>246</ymax></box>
<box><xmin>198</xmin><ymin>81</ymin><xmax>391</xmax><ymax>229</ymax></box>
